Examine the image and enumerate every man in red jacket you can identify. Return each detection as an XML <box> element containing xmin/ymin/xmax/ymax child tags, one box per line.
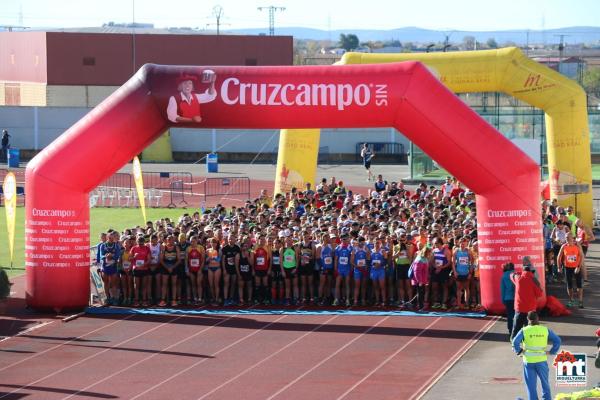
<box><xmin>510</xmin><ymin>256</ymin><xmax>543</xmax><ymax>340</ymax></box>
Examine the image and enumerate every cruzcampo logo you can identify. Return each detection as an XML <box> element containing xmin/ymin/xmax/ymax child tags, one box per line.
<box><xmin>553</xmin><ymin>350</ymin><xmax>586</xmax><ymax>387</ymax></box>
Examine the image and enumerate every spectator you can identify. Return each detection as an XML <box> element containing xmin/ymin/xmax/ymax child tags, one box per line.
<box><xmin>1</xmin><ymin>129</ymin><xmax>10</xmax><ymax>162</ymax></box>
<box><xmin>501</xmin><ymin>262</ymin><xmax>516</xmax><ymax>335</ymax></box>
<box><xmin>510</xmin><ymin>256</ymin><xmax>543</xmax><ymax>340</ymax></box>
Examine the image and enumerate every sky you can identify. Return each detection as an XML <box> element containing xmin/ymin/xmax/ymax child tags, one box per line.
<box><xmin>0</xmin><ymin>0</ymin><xmax>598</xmax><ymax>32</ymax></box>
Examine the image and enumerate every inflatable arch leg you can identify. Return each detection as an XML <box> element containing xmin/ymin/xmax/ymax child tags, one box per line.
<box><xmin>274</xmin><ymin>129</ymin><xmax>320</xmax><ymax>194</ymax></box>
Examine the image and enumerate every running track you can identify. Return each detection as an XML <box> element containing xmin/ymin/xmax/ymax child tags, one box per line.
<box><xmin>0</xmin><ymin>311</ymin><xmax>497</xmax><ymax>399</ymax></box>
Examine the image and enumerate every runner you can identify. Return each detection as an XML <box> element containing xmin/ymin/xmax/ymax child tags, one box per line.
<box><xmin>351</xmin><ymin>236</ymin><xmax>371</xmax><ymax>306</ymax></box>
<box><xmin>299</xmin><ymin>230</ymin><xmax>316</xmax><ymax>304</ymax></box>
<box><xmin>393</xmin><ymin>231</ymin><xmax>415</xmax><ymax>308</ymax></box>
<box><xmin>453</xmin><ymin>237</ymin><xmax>473</xmax><ymax>310</ymax></box>
<box><xmin>148</xmin><ymin>234</ymin><xmax>162</xmax><ymax>305</ymax></box>
<box><xmin>238</xmin><ymin>238</ymin><xmax>254</xmax><ymax>305</ymax></box>
<box><xmin>119</xmin><ymin>236</ymin><xmax>135</xmax><ymax>306</ymax></box>
<box><xmin>253</xmin><ymin>234</ymin><xmax>271</xmax><ymax>305</ymax></box>
<box><xmin>98</xmin><ymin>231</ymin><xmax>122</xmax><ymax>306</ymax></box>
<box><xmin>316</xmin><ymin>232</ymin><xmax>335</xmax><ymax>305</ymax></box>
<box><xmin>159</xmin><ymin>235</ymin><xmax>181</xmax><ymax>307</ymax></box>
<box><xmin>334</xmin><ymin>234</ymin><xmax>353</xmax><ymax>306</ymax></box>
<box><xmin>206</xmin><ymin>238</ymin><xmax>222</xmax><ymax>306</ymax></box>
<box><xmin>221</xmin><ymin>234</ymin><xmax>241</xmax><ymax>306</ymax></box>
<box><xmin>430</xmin><ymin>237</ymin><xmax>452</xmax><ymax>310</ymax></box>
<box><xmin>557</xmin><ymin>234</ymin><xmax>585</xmax><ymax>308</ymax></box>
<box><xmin>186</xmin><ymin>235</ymin><xmax>205</xmax><ymax>305</ymax></box>
<box><xmin>130</xmin><ymin>236</ymin><xmax>151</xmax><ymax>307</ymax></box>
<box><xmin>281</xmin><ymin>235</ymin><xmax>299</xmax><ymax>305</ymax></box>
<box><xmin>270</xmin><ymin>238</ymin><xmax>285</xmax><ymax>305</ymax></box>
<box><xmin>369</xmin><ymin>238</ymin><xmax>387</xmax><ymax>306</ymax></box>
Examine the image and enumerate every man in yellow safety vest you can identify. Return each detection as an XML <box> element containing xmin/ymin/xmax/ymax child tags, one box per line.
<box><xmin>512</xmin><ymin>311</ymin><xmax>561</xmax><ymax>400</ymax></box>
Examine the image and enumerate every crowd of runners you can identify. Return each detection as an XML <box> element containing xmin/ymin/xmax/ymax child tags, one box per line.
<box><xmin>94</xmin><ymin>174</ymin><xmax>591</xmax><ymax>311</ymax></box>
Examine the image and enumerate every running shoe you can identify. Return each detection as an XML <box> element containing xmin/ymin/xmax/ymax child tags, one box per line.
<box><xmin>283</xmin><ymin>298</ymin><xmax>291</xmax><ymax>306</ymax></box>
<box><xmin>346</xmin><ymin>299</ymin><xmax>352</xmax><ymax>307</ymax></box>
<box><xmin>432</xmin><ymin>303</ymin><xmax>441</xmax><ymax>309</ymax></box>
<box><xmin>158</xmin><ymin>300</ymin><xmax>167</xmax><ymax>307</ymax></box>
<box><xmin>566</xmin><ymin>300</ymin><xmax>574</xmax><ymax>307</ymax></box>
<box><xmin>332</xmin><ymin>299</ymin><xmax>339</xmax><ymax>306</ymax></box>
<box><xmin>171</xmin><ymin>300</ymin><xmax>177</xmax><ymax>307</ymax></box>
<box><xmin>578</xmin><ymin>301</ymin><xmax>584</xmax><ymax>309</ymax></box>
<box><xmin>441</xmin><ymin>304</ymin><xmax>448</xmax><ymax>310</ymax></box>
<box><xmin>263</xmin><ymin>299</ymin><xmax>271</xmax><ymax>305</ymax></box>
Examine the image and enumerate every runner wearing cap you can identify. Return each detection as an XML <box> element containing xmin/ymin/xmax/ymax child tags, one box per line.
<box><xmin>557</xmin><ymin>233</ymin><xmax>585</xmax><ymax>308</ymax></box>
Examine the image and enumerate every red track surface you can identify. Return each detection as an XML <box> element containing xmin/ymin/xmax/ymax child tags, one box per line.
<box><xmin>0</xmin><ymin>308</ymin><xmax>496</xmax><ymax>400</ymax></box>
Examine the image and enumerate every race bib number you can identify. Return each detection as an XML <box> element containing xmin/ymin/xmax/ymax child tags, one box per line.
<box><xmin>567</xmin><ymin>255</ymin><xmax>577</xmax><ymax>263</ymax></box>
<box><xmin>240</xmin><ymin>264</ymin><xmax>250</xmax><ymax>273</ymax></box>
<box><xmin>227</xmin><ymin>257</ymin><xmax>235</xmax><ymax>266</ymax></box>
<box><xmin>190</xmin><ymin>259</ymin><xmax>200</xmax><ymax>267</ymax></box>
<box><xmin>301</xmin><ymin>255</ymin><xmax>310</xmax><ymax>265</ymax></box>
<box><xmin>399</xmin><ymin>250</ymin><xmax>407</xmax><ymax>258</ymax></box>
<box><xmin>284</xmin><ymin>255</ymin><xmax>294</xmax><ymax>263</ymax></box>
<box><xmin>273</xmin><ymin>256</ymin><xmax>280</xmax><ymax>264</ymax></box>
<box><xmin>339</xmin><ymin>256</ymin><xmax>348</xmax><ymax>265</ymax></box>
<box><xmin>324</xmin><ymin>257</ymin><xmax>332</xmax><ymax>265</ymax></box>
<box><xmin>257</xmin><ymin>256</ymin><xmax>266</xmax><ymax>265</ymax></box>
<box><xmin>122</xmin><ymin>261</ymin><xmax>131</xmax><ymax>270</ymax></box>
<box><xmin>135</xmin><ymin>260</ymin><xmax>145</xmax><ymax>267</ymax></box>
<box><xmin>372</xmin><ymin>259</ymin><xmax>381</xmax><ymax>267</ymax></box>
<box><xmin>357</xmin><ymin>259</ymin><xmax>366</xmax><ymax>267</ymax></box>
<box><xmin>151</xmin><ymin>256</ymin><xmax>159</xmax><ymax>264</ymax></box>
<box><xmin>435</xmin><ymin>259</ymin><xmax>443</xmax><ymax>267</ymax></box>
<box><xmin>458</xmin><ymin>256</ymin><xmax>468</xmax><ymax>265</ymax></box>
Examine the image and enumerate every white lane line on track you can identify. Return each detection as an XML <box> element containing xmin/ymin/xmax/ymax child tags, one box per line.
<box><xmin>197</xmin><ymin>314</ymin><xmax>341</xmax><ymax>400</ymax></box>
<box><xmin>265</xmin><ymin>315</ymin><xmax>391</xmax><ymax>400</ymax></box>
<box><xmin>409</xmin><ymin>316</ymin><xmax>499</xmax><ymax>400</ymax></box>
<box><xmin>0</xmin><ymin>321</ymin><xmax>55</xmax><ymax>344</ymax></box>
<box><xmin>128</xmin><ymin>312</ymin><xmax>292</xmax><ymax>400</ymax></box>
<box><xmin>1</xmin><ymin>314</ymin><xmax>181</xmax><ymax>399</ymax></box>
<box><xmin>0</xmin><ymin>314</ymin><xmax>133</xmax><ymax>372</ymax></box>
<box><xmin>336</xmin><ymin>316</ymin><xmax>443</xmax><ymax>400</ymax></box>
<box><xmin>62</xmin><ymin>308</ymin><xmax>242</xmax><ymax>400</ymax></box>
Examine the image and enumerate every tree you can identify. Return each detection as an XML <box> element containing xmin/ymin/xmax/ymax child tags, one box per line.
<box><xmin>339</xmin><ymin>33</ymin><xmax>359</xmax><ymax>51</ymax></box>
<box><xmin>582</xmin><ymin>67</ymin><xmax>600</xmax><ymax>97</ymax></box>
<box><xmin>462</xmin><ymin>35</ymin><xmax>476</xmax><ymax>51</ymax></box>
<box><xmin>486</xmin><ymin>38</ymin><xmax>498</xmax><ymax>49</ymax></box>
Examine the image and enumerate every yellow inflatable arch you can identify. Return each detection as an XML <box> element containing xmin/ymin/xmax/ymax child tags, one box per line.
<box><xmin>275</xmin><ymin>47</ymin><xmax>592</xmax><ymax>224</ymax></box>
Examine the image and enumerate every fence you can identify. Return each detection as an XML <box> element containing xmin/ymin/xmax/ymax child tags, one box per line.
<box><xmin>355</xmin><ymin>142</ymin><xmax>406</xmax><ymax>163</ymax></box>
<box><xmin>168</xmin><ymin>180</ymin><xmax>189</xmax><ymax>208</ymax></box>
<box><xmin>99</xmin><ymin>173</ymin><xmax>133</xmax><ymax>190</ymax></box>
<box><xmin>272</xmin><ymin>146</ymin><xmax>331</xmax><ymax>165</ymax></box>
<box><xmin>203</xmin><ymin>177</ymin><xmax>251</xmax><ymax>203</ymax></box>
<box><xmin>142</xmin><ymin>172</ymin><xmax>193</xmax><ymax>194</ymax></box>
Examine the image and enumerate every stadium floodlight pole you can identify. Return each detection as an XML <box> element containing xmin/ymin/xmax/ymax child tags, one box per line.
<box><xmin>257</xmin><ymin>6</ymin><xmax>286</xmax><ymax>36</ymax></box>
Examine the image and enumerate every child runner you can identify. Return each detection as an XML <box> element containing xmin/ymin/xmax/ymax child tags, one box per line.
<box><xmin>410</xmin><ymin>246</ymin><xmax>431</xmax><ymax>311</ymax></box>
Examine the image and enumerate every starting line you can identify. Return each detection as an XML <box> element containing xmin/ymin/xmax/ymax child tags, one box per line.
<box><xmin>86</xmin><ymin>307</ymin><xmax>487</xmax><ymax>318</ymax></box>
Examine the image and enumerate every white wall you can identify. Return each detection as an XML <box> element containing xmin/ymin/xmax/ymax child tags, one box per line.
<box><xmin>0</xmin><ymin>106</ymin><xmax>410</xmax><ymax>154</ymax></box>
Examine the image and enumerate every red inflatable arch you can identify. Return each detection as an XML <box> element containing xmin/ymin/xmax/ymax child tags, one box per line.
<box><xmin>25</xmin><ymin>62</ymin><xmax>544</xmax><ymax>313</ymax></box>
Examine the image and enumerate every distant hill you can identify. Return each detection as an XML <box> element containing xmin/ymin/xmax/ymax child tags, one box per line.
<box><xmin>226</xmin><ymin>26</ymin><xmax>600</xmax><ymax>45</ymax></box>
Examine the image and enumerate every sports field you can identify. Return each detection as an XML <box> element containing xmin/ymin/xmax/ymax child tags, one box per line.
<box><xmin>0</xmin><ymin>207</ymin><xmax>191</xmax><ymax>278</ymax></box>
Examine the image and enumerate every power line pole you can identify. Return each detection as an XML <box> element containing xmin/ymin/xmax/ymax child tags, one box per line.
<box><xmin>211</xmin><ymin>5</ymin><xmax>224</xmax><ymax>35</ymax></box>
<box><xmin>554</xmin><ymin>34</ymin><xmax>570</xmax><ymax>76</ymax></box>
<box><xmin>257</xmin><ymin>6</ymin><xmax>285</xmax><ymax>36</ymax></box>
